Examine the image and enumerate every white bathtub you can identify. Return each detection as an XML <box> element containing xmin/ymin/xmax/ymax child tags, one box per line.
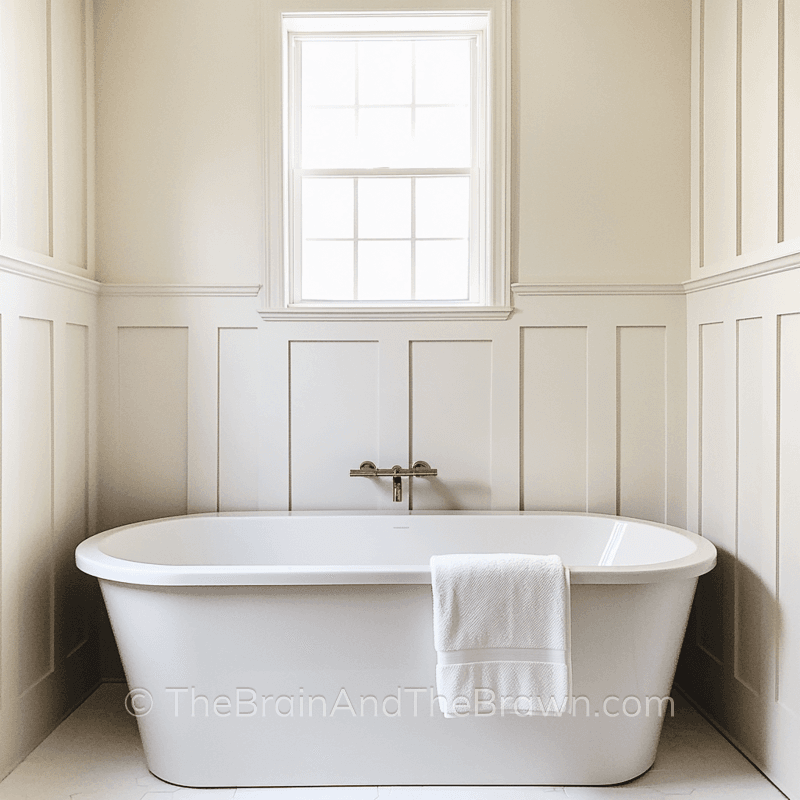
<box><xmin>76</xmin><ymin>511</ymin><xmax>716</xmax><ymax>788</ymax></box>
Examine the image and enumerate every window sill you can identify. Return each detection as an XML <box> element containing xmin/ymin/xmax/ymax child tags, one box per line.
<box><xmin>257</xmin><ymin>305</ymin><xmax>514</xmax><ymax>322</ymax></box>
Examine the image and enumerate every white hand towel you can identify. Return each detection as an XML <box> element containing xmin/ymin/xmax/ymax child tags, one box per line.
<box><xmin>430</xmin><ymin>553</ymin><xmax>571</xmax><ymax>718</ymax></box>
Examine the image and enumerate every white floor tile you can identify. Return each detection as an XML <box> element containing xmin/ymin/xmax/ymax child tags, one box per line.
<box><xmin>234</xmin><ymin>790</ymin><xmax>379</xmax><ymax>799</ymax></box>
<box><xmin>377</xmin><ymin>788</ymin><xmax>566</xmax><ymax>798</ymax></box>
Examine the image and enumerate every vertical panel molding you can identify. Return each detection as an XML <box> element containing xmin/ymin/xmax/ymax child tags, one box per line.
<box><xmin>289</xmin><ymin>341</ymin><xmax>380</xmax><ymax>511</ymax></box>
<box><xmin>733</xmin><ymin>316</ymin><xmax>766</xmax><ymax>695</ymax></box>
<box><xmin>115</xmin><ymin>327</ymin><xmax>189</xmax><ymax>526</ymax></box>
<box><xmin>697</xmin><ymin>321</ymin><xmax>728</xmax><ymax>664</ymax></box>
<box><xmin>17</xmin><ymin>316</ymin><xmax>55</xmax><ymax>695</ymax></box>
<box><xmin>784</xmin><ymin>0</ymin><xmax>800</xmax><ymax>241</ymax></box>
<box><xmin>218</xmin><ymin>328</ymin><xmax>259</xmax><ymax>511</ymax></box>
<box><xmin>776</xmin><ymin>312</ymin><xmax>800</xmax><ymax>714</ymax></box>
<box><xmin>616</xmin><ymin>326</ymin><xmax>667</xmax><ymax>522</ymax></box>
<box><xmin>410</xmin><ymin>341</ymin><xmax>492</xmax><ymax>511</ymax></box>
<box><xmin>520</xmin><ymin>327</ymin><xmax>588</xmax><ymax>512</ymax></box>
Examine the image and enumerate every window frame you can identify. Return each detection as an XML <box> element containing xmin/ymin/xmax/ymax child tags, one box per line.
<box><xmin>259</xmin><ymin>3</ymin><xmax>511</xmax><ymax>321</ymax></box>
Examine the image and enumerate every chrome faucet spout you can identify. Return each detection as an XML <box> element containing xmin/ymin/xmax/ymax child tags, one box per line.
<box><xmin>349</xmin><ymin>460</ymin><xmax>437</xmax><ymax>503</ymax></box>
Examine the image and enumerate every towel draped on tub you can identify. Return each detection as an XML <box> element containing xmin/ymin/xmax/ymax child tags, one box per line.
<box><xmin>430</xmin><ymin>553</ymin><xmax>572</xmax><ymax>718</ymax></box>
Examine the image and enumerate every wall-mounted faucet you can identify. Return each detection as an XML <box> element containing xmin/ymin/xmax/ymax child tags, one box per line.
<box><xmin>350</xmin><ymin>461</ymin><xmax>437</xmax><ymax>502</ymax></box>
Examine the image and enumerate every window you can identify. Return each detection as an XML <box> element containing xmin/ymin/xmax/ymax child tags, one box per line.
<box><xmin>260</xmin><ymin>6</ymin><xmax>510</xmax><ymax>319</ymax></box>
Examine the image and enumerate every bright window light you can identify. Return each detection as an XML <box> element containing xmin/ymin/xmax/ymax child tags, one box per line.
<box><xmin>285</xmin><ymin>15</ymin><xmax>489</xmax><ymax>306</ymax></box>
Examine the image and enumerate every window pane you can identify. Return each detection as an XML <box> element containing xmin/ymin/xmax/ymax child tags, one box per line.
<box><xmin>358</xmin><ymin>178</ymin><xmax>411</xmax><ymax>238</ymax></box>
<box><xmin>358</xmin><ymin>241</ymin><xmax>412</xmax><ymax>300</ymax></box>
<box><xmin>416</xmin><ymin>177</ymin><xmax>469</xmax><ymax>239</ymax></box>
<box><xmin>358</xmin><ymin>107</ymin><xmax>412</xmax><ymax>167</ymax></box>
<box><xmin>301</xmin><ymin>41</ymin><xmax>355</xmax><ymax>106</ymax></box>
<box><xmin>358</xmin><ymin>40</ymin><xmax>412</xmax><ymax>105</ymax></box>
<box><xmin>302</xmin><ymin>178</ymin><xmax>354</xmax><ymax>239</ymax></box>
<box><xmin>301</xmin><ymin>241</ymin><xmax>353</xmax><ymax>300</ymax></box>
<box><xmin>415</xmin><ymin>39</ymin><xmax>471</xmax><ymax>105</ymax></box>
<box><xmin>414</xmin><ymin>107</ymin><xmax>471</xmax><ymax>167</ymax></box>
<box><xmin>301</xmin><ymin>108</ymin><xmax>356</xmax><ymax>168</ymax></box>
<box><xmin>415</xmin><ymin>240</ymin><xmax>469</xmax><ymax>300</ymax></box>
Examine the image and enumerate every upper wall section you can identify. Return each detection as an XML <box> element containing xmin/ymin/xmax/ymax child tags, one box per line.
<box><xmin>94</xmin><ymin>0</ymin><xmax>691</xmax><ymax>287</ymax></box>
<box><xmin>93</xmin><ymin>0</ymin><xmax>264</xmax><ymax>285</ymax></box>
<box><xmin>693</xmin><ymin>0</ymin><xmax>800</xmax><ymax>280</ymax></box>
<box><xmin>516</xmin><ymin>0</ymin><xmax>691</xmax><ymax>285</ymax></box>
<box><xmin>0</xmin><ymin>0</ymin><xmax>95</xmax><ymax>279</ymax></box>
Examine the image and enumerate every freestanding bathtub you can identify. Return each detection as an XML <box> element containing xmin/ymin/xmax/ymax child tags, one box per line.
<box><xmin>76</xmin><ymin>510</ymin><xmax>716</xmax><ymax>788</ymax></box>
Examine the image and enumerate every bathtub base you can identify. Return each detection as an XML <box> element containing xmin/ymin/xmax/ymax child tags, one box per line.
<box><xmin>101</xmin><ymin>578</ymin><xmax>695</xmax><ymax>788</ymax></box>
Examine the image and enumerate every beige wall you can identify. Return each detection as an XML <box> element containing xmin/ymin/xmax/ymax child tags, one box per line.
<box><xmin>679</xmin><ymin>1</ymin><xmax>800</xmax><ymax>798</ymax></box>
<box><xmin>0</xmin><ymin>0</ymin><xmax>101</xmax><ymax>780</ymax></box>
<box><xmin>516</xmin><ymin>0</ymin><xmax>691</xmax><ymax>285</ymax></box>
<box><xmin>94</xmin><ymin>0</ymin><xmax>692</xmax><ymax>286</ymax></box>
<box><xmin>94</xmin><ymin>0</ymin><xmax>263</xmax><ymax>285</ymax></box>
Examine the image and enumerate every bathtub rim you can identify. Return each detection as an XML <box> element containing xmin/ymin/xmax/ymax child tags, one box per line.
<box><xmin>76</xmin><ymin>510</ymin><xmax>717</xmax><ymax>587</ymax></box>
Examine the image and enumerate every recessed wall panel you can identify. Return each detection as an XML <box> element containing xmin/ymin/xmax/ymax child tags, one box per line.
<box><xmin>117</xmin><ymin>327</ymin><xmax>188</xmax><ymax>523</ymax></box>
<box><xmin>290</xmin><ymin>341</ymin><xmax>379</xmax><ymax>510</ymax></box>
<box><xmin>617</xmin><ymin>326</ymin><xmax>667</xmax><ymax>522</ymax></box>
<box><xmin>741</xmin><ymin>0</ymin><xmax>779</xmax><ymax>254</ymax></box>
<box><xmin>785</xmin><ymin>0</ymin><xmax>800</xmax><ymax>241</ymax></box>
<box><xmin>703</xmin><ymin>0</ymin><xmax>738</xmax><ymax>265</ymax></box>
<box><xmin>777</xmin><ymin>313</ymin><xmax>800</xmax><ymax>714</ymax></box>
<box><xmin>218</xmin><ymin>328</ymin><xmax>259</xmax><ymax>511</ymax></box>
<box><xmin>51</xmin><ymin>0</ymin><xmax>87</xmax><ymax>268</ymax></box>
<box><xmin>697</xmin><ymin>322</ymin><xmax>729</xmax><ymax>663</ymax></box>
<box><xmin>521</xmin><ymin>327</ymin><xmax>587</xmax><ymax>511</ymax></box>
<box><xmin>734</xmin><ymin>317</ymin><xmax>767</xmax><ymax>694</ymax></box>
<box><xmin>410</xmin><ymin>341</ymin><xmax>492</xmax><ymax>510</ymax></box>
<box><xmin>11</xmin><ymin>0</ymin><xmax>52</xmax><ymax>255</ymax></box>
<box><xmin>55</xmin><ymin>323</ymin><xmax>89</xmax><ymax>661</ymax></box>
<box><xmin>17</xmin><ymin>317</ymin><xmax>54</xmax><ymax>693</ymax></box>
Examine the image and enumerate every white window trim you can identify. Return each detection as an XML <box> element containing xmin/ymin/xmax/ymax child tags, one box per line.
<box><xmin>259</xmin><ymin>1</ymin><xmax>511</xmax><ymax>322</ymax></box>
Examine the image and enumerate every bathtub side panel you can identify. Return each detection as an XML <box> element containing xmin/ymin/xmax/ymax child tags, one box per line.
<box><xmin>99</xmin><ymin>577</ymin><xmax>697</xmax><ymax>787</ymax></box>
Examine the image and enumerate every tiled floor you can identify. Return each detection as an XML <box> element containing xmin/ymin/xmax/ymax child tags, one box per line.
<box><xmin>0</xmin><ymin>684</ymin><xmax>788</xmax><ymax>799</ymax></box>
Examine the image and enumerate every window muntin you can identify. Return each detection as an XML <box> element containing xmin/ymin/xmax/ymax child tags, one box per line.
<box><xmin>287</xmin><ymin>30</ymin><xmax>485</xmax><ymax>305</ymax></box>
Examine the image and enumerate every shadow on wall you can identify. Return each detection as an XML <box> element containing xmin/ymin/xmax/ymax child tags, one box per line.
<box><xmin>677</xmin><ymin>553</ymin><xmax>774</xmax><ymax>761</ymax></box>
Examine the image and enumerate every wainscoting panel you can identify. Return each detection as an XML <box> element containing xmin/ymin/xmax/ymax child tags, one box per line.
<box><xmin>617</xmin><ymin>326</ymin><xmax>667</xmax><ymax>522</ymax></box>
<box><xmin>218</xmin><ymin>327</ymin><xmax>259</xmax><ymax>511</ymax></box>
<box><xmin>16</xmin><ymin>317</ymin><xmax>55</xmax><ymax>695</ymax></box>
<box><xmin>116</xmin><ymin>327</ymin><xmax>188</xmax><ymax>524</ymax></box>
<box><xmin>697</xmin><ymin>321</ymin><xmax>729</xmax><ymax>666</ymax></box>
<box><xmin>54</xmin><ymin>323</ymin><xmax>90</xmax><ymax>662</ymax></box>
<box><xmin>4</xmin><ymin>0</ymin><xmax>52</xmax><ymax>257</ymax></box>
<box><xmin>0</xmin><ymin>269</ymin><xmax>99</xmax><ymax>781</ymax></box>
<box><xmin>734</xmin><ymin>316</ymin><xmax>767</xmax><ymax>695</ymax></box>
<box><xmin>95</xmin><ymin>289</ymin><xmax>686</xmax><ymax>677</ymax></box>
<box><xmin>692</xmin><ymin>0</ymin><xmax>800</xmax><ymax>281</ymax></box>
<box><xmin>786</xmin><ymin>0</ymin><xmax>800</xmax><ymax>242</ymax></box>
<box><xmin>0</xmin><ymin>0</ymin><xmax>95</xmax><ymax>778</ymax></box>
<box><xmin>740</xmin><ymin>0</ymin><xmax>779</xmax><ymax>256</ymax></box>
<box><xmin>520</xmin><ymin>327</ymin><xmax>587</xmax><ymax>512</ymax></box>
<box><xmin>680</xmin><ymin>266</ymin><xmax>800</xmax><ymax>798</ymax></box>
<box><xmin>701</xmin><ymin>0</ymin><xmax>738</xmax><ymax>267</ymax></box>
<box><xmin>410</xmin><ymin>340</ymin><xmax>493</xmax><ymax>511</ymax></box>
<box><xmin>290</xmin><ymin>340</ymin><xmax>381</xmax><ymax>510</ymax></box>
<box><xmin>777</xmin><ymin>312</ymin><xmax>800</xmax><ymax>717</ymax></box>
<box><xmin>0</xmin><ymin>0</ymin><xmax>93</xmax><ymax>279</ymax></box>
<box><xmin>51</xmin><ymin>0</ymin><xmax>88</xmax><ymax>269</ymax></box>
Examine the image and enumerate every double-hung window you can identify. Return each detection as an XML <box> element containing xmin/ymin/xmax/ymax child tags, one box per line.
<box><xmin>261</xmin><ymin>7</ymin><xmax>510</xmax><ymax>319</ymax></box>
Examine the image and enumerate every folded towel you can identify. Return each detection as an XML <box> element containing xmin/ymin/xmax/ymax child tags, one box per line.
<box><xmin>430</xmin><ymin>553</ymin><xmax>571</xmax><ymax>718</ymax></box>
